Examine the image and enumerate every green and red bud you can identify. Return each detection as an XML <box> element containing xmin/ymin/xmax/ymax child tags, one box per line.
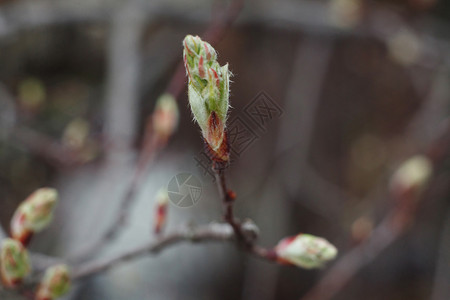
<box><xmin>0</xmin><ymin>238</ymin><xmax>31</xmax><ymax>288</ymax></box>
<box><xmin>35</xmin><ymin>264</ymin><xmax>71</xmax><ymax>300</ymax></box>
<box><xmin>10</xmin><ymin>188</ymin><xmax>58</xmax><ymax>245</ymax></box>
<box><xmin>152</xmin><ymin>93</ymin><xmax>179</xmax><ymax>141</ymax></box>
<box><xmin>275</xmin><ymin>234</ymin><xmax>337</xmax><ymax>269</ymax></box>
<box><xmin>183</xmin><ymin>35</ymin><xmax>231</xmax><ymax>162</ymax></box>
<box><xmin>154</xmin><ymin>188</ymin><xmax>169</xmax><ymax>235</ymax></box>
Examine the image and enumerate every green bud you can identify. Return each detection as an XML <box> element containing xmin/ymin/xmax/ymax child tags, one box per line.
<box><xmin>152</xmin><ymin>93</ymin><xmax>179</xmax><ymax>139</ymax></box>
<box><xmin>390</xmin><ymin>155</ymin><xmax>432</xmax><ymax>197</ymax></box>
<box><xmin>0</xmin><ymin>238</ymin><xmax>31</xmax><ymax>287</ymax></box>
<box><xmin>36</xmin><ymin>264</ymin><xmax>71</xmax><ymax>300</ymax></box>
<box><xmin>62</xmin><ymin>118</ymin><xmax>90</xmax><ymax>150</ymax></box>
<box><xmin>11</xmin><ymin>188</ymin><xmax>58</xmax><ymax>243</ymax></box>
<box><xmin>183</xmin><ymin>35</ymin><xmax>231</xmax><ymax>159</ymax></box>
<box><xmin>275</xmin><ymin>234</ymin><xmax>337</xmax><ymax>269</ymax></box>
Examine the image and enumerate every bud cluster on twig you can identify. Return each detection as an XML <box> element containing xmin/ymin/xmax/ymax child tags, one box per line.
<box><xmin>1</xmin><ymin>188</ymin><xmax>71</xmax><ymax>299</ymax></box>
<box><xmin>183</xmin><ymin>34</ymin><xmax>338</xmax><ymax>270</ymax></box>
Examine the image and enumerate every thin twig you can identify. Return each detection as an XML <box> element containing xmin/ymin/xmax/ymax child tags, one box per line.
<box><xmin>71</xmin><ymin>222</ymin><xmax>263</xmax><ymax>280</ymax></box>
<box><xmin>213</xmin><ymin>167</ymin><xmax>248</xmax><ymax>246</ymax></box>
<box><xmin>211</xmin><ymin>158</ymin><xmax>276</xmax><ymax>261</ymax></box>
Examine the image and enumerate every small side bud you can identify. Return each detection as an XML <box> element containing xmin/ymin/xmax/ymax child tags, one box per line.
<box><xmin>0</xmin><ymin>238</ymin><xmax>31</xmax><ymax>288</ymax></box>
<box><xmin>152</xmin><ymin>93</ymin><xmax>179</xmax><ymax>141</ymax></box>
<box><xmin>62</xmin><ymin>118</ymin><xmax>90</xmax><ymax>151</ymax></box>
<box><xmin>154</xmin><ymin>189</ymin><xmax>169</xmax><ymax>235</ymax></box>
<box><xmin>390</xmin><ymin>155</ymin><xmax>433</xmax><ymax>199</ymax></box>
<box><xmin>183</xmin><ymin>35</ymin><xmax>231</xmax><ymax>162</ymax></box>
<box><xmin>275</xmin><ymin>234</ymin><xmax>337</xmax><ymax>269</ymax></box>
<box><xmin>36</xmin><ymin>264</ymin><xmax>71</xmax><ymax>300</ymax></box>
<box><xmin>11</xmin><ymin>188</ymin><xmax>58</xmax><ymax>244</ymax></box>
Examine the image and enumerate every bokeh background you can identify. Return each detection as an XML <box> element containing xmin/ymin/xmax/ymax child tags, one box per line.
<box><xmin>0</xmin><ymin>0</ymin><xmax>450</xmax><ymax>299</ymax></box>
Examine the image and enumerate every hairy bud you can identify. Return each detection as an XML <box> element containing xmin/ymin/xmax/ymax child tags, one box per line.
<box><xmin>10</xmin><ymin>188</ymin><xmax>58</xmax><ymax>244</ymax></box>
<box><xmin>275</xmin><ymin>234</ymin><xmax>337</xmax><ymax>269</ymax></box>
<box><xmin>36</xmin><ymin>264</ymin><xmax>71</xmax><ymax>300</ymax></box>
<box><xmin>0</xmin><ymin>238</ymin><xmax>31</xmax><ymax>287</ymax></box>
<box><xmin>183</xmin><ymin>35</ymin><xmax>231</xmax><ymax>161</ymax></box>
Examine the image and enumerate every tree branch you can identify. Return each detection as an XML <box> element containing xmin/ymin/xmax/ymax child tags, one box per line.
<box><xmin>71</xmin><ymin>222</ymin><xmax>264</xmax><ymax>280</ymax></box>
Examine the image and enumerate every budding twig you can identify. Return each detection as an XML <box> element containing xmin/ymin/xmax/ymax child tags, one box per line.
<box><xmin>68</xmin><ymin>0</ymin><xmax>245</xmax><ymax>265</ymax></box>
<box><xmin>70</xmin><ymin>222</ymin><xmax>262</xmax><ymax>280</ymax></box>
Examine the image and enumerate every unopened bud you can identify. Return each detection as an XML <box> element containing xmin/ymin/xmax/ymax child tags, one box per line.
<box><xmin>390</xmin><ymin>155</ymin><xmax>432</xmax><ymax>199</ymax></box>
<box><xmin>275</xmin><ymin>234</ymin><xmax>337</xmax><ymax>269</ymax></box>
<box><xmin>62</xmin><ymin>118</ymin><xmax>90</xmax><ymax>150</ymax></box>
<box><xmin>152</xmin><ymin>93</ymin><xmax>179</xmax><ymax>140</ymax></box>
<box><xmin>11</xmin><ymin>188</ymin><xmax>58</xmax><ymax>244</ymax></box>
<box><xmin>183</xmin><ymin>35</ymin><xmax>231</xmax><ymax>162</ymax></box>
<box><xmin>0</xmin><ymin>238</ymin><xmax>31</xmax><ymax>287</ymax></box>
<box><xmin>36</xmin><ymin>264</ymin><xmax>71</xmax><ymax>300</ymax></box>
<box><xmin>154</xmin><ymin>188</ymin><xmax>169</xmax><ymax>235</ymax></box>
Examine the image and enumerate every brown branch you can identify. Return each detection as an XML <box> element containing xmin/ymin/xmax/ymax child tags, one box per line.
<box><xmin>211</xmin><ymin>157</ymin><xmax>277</xmax><ymax>261</ymax></box>
<box><xmin>71</xmin><ymin>222</ymin><xmax>265</xmax><ymax>280</ymax></box>
<box><xmin>213</xmin><ymin>167</ymin><xmax>249</xmax><ymax>246</ymax></box>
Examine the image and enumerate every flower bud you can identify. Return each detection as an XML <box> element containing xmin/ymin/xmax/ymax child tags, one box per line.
<box><xmin>152</xmin><ymin>93</ymin><xmax>179</xmax><ymax>140</ymax></box>
<box><xmin>62</xmin><ymin>118</ymin><xmax>90</xmax><ymax>151</ymax></box>
<box><xmin>390</xmin><ymin>155</ymin><xmax>432</xmax><ymax>199</ymax></box>
<box><xmin>275</xmin><ymin>234</ymin><xmax>337</xmax><ymax>269</ymax></box>
<box><xmin>154</xmin><ymin>188</ymin><xmax>169</xmax><ymax>235</ymax></box>
<box><xmin>36</xmin><ymin>264</ymin><xmax>71</xmax><ymax>300</ymax></box>
<box><xmin>11</xmin><ymin>188</ymin><xmax>58</xmax><ymax>244</ymax></box>
<box><xmin>183</xmin><ymin>35</ymin><xmax>231</xmax><ymax>161</ymax></box>
<box><xmin>0</xmin><ymin>238</ymin><xmax>31</xmax><ymax>287</ymax></box>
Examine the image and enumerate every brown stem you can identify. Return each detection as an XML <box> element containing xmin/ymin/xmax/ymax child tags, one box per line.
<box><xmin>213</xmin><ymin>167</ymin><xmax>247</xmax><ymax>245</ymax></box>
<box><xmin>211</xmin><ymin>152</ymin><xmax>277</xmax><ymax>262</ymax></box>
<box><xmin>71</xmin><ymin>222</ymin><xmax>261</xmax><ymax>280</ymax></box>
